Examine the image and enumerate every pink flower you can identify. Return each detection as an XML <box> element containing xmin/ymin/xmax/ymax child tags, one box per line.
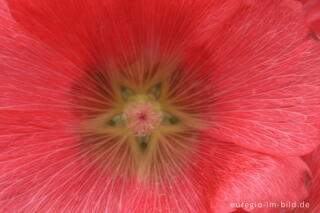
<box><xmin>1</xmin><ymin>0</ymin><xmax>320</xmax><ymax>212</ymax></box>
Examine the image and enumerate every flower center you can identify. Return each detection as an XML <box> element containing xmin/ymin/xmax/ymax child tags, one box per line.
<box><xmin>105</xmin><ymin>85</ymin><xmax>180</xmax><ymax>152</ymax></box>
<box><xmin>124</xmin><ymin>102</ymin><xmax>162</xmax><ymax>137</ymax></box>
<box><xmin>74</xmin><ymin>60</ymin><xmax>212</xmax><ymax>180</ymax></box>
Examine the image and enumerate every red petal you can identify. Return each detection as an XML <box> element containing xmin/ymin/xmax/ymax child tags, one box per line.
<box><xmin>0</xmin><ymin>150</ymin><xmax>210</xmax><ymax>212</ymax></box>
<box><xmin>297</xmin><ymin>146</ymin><xmax>320</xmax><ymax>212</ymax></box>
<box><xmin>203</xmin><ymin>0</ymin><xmax>320</xmax><ymax>155</ymax></box>
<box><xmin>8</xmin><ymin>0</ymin><xmax>230</xmax><ymax>67</ymax></box>
<box><xmin>301</xmin><ymin>0</ymin><xmax>320</xmax><ymax>37</ymax></box>
<box><xmin>0</xmin><ymin>112</ymin><xmax>210</xmax><ymax>212</ymax></box>
<box><xmin>199</xmin><ymin>138</ymin><xmax>311</xmax><ymax>213</ymax></box>
<box><xmin>8</xmin><ymin>0</ymin><xmax>108</xmax><ymax>66</ymax></box>
<box><xmin>0</xmin><ymin>1</ymin><xmax>81</xmax><ymax>112</ymax></box>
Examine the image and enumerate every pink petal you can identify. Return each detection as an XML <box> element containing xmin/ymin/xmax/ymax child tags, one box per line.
<box><xmin>199</xmin><ymin>138</ymin><xmax>311</xmax><ymax>213</ymax></box>
<box><xmin>8</xmin><ymin>0</ymin><xmax>241</xmax><ymax>66</ymax></box>
<box><xmin>201</xmin><ymin>0</ymin><xmax>320</xmax><ymax>155</ymax></box>
<box><xmin>301</xmin><ymin>0</ymin><xmax>320</xmax><ymax>37</ymax></box>
<box><xmin>0</xmin><ymin>111</ymin><xmax>212</xmax><ymax>212</ymax></box>
<box><xmin>295</xmin><ymin>146</ymin><xmax>320</xmax><ymax>212</ymax></box>
<box><xmin>0</xmin><ymin>2</ymin><xmax>81</xmax><ymax>112</ymax></box>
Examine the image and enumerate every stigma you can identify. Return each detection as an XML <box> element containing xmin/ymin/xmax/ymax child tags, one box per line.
<box><xmin>124</xmin><ymin>102</ymin><xmax>162</xmax><ymax>137</ymax></box>
<box><xmin>105</xmin><ymin>84</ymin><xmax>180</xmax><ymax>152</ymax></box>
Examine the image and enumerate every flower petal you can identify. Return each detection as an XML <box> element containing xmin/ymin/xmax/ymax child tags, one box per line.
<box><xmin>295</xmin><ymin>146</ymin><xmax>320</xmax><ymax>212</ymax></box>
<box><xmin>8</xmin><ymin>0</ymin><xmax>110</xmax><ymax>66</ymax></box>
<box><xmin>203</xmin><ymin>0</ymin><xmax>320</xmax><ymax>155</ymax></box>
<box><xmin>8</xmin><ymin>0</ymin><xmax>228</xmax><ymax>67</ymax></box>
<box><xmin>0</xmin><ymin>111</ymin><xmax>211</xmax><ymax>212</ymax></box>
<box><xmin>199</xmin><ymin>138</ymin><xmax>311</xmax><ymax>213</ymax></box>
<box><xmin>0</xmin><ymin>1</ymin><xmax>82</xmax><ymax>112</ymax></box>
<box><xmin>301</xmin><ymin>0</ymin><xmax>320</xmax><ymax>37</ymax></box>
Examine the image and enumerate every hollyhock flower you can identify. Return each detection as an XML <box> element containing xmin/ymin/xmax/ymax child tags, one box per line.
<box><xmin>1</xmin><ymin>0</ymin><xmax>320</xmax><ymax>212</ymax></box>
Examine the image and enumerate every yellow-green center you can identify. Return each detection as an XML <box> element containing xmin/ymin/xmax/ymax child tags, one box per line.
<box><xmin>106</xmin><ymin>85</ymin><xmax>179</xmax><ymax>151</ymax></box>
